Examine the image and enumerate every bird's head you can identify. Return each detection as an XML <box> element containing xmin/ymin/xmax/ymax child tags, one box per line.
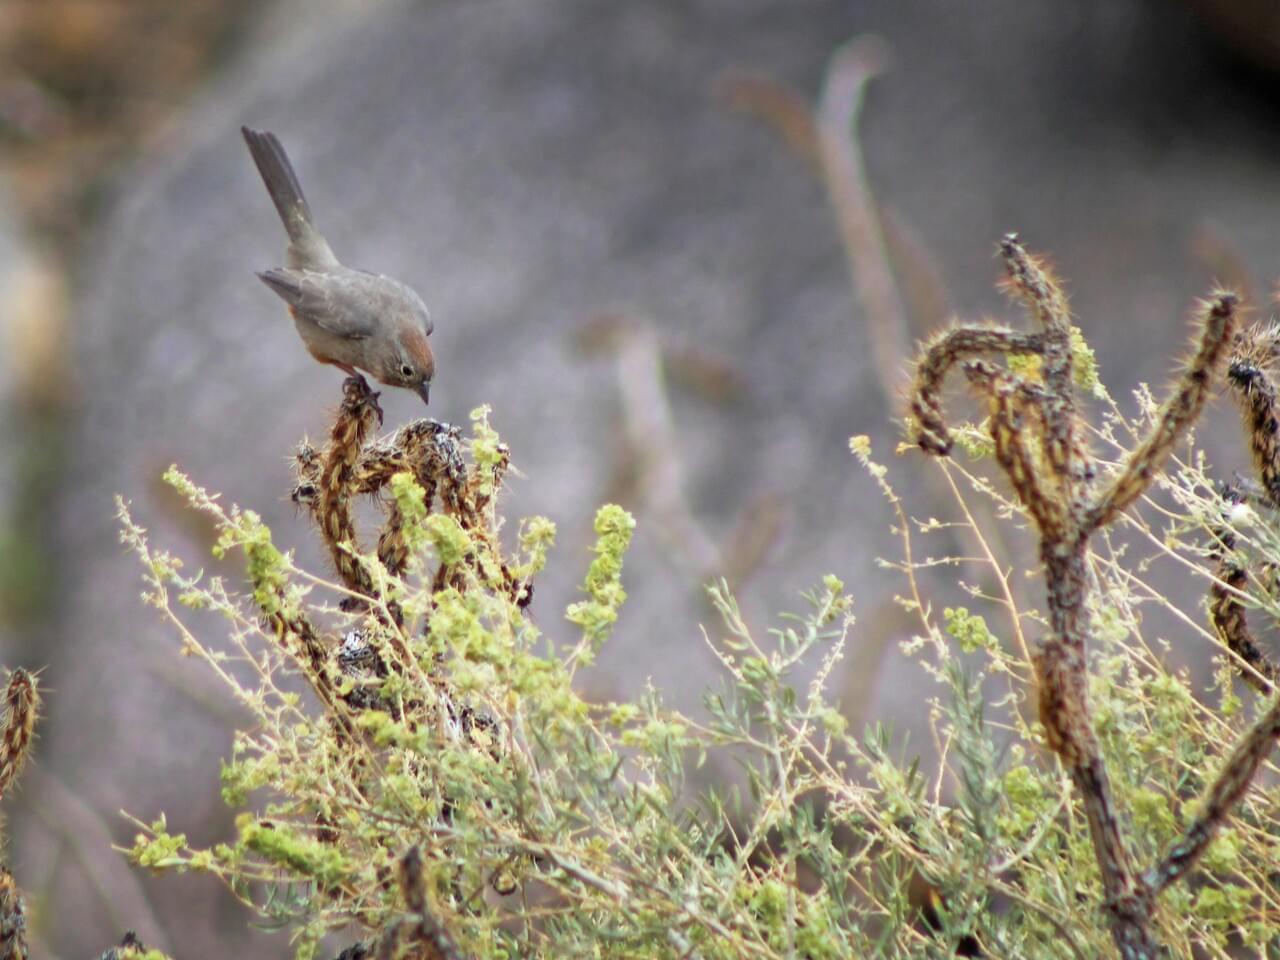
<box><xmin>381</xmin><ymin>325</ymin><xmax>435</xmax><ymax>404</ymax></box>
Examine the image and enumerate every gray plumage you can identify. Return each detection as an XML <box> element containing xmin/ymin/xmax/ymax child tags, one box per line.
<box><xmin>242</xmin><ymin>127</ymin><xmax>436</xmax><ymax>404</ymax></box>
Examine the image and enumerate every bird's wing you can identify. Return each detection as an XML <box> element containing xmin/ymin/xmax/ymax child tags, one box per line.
<box><xmin>256</xmin><ymin>268</ymin><xmax>377</xmax><ymax>339</ymax></box>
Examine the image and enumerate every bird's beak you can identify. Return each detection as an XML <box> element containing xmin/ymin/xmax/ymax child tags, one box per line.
<box><xmin>418</xmin><ymin>381</ymin><xmax>431</xmax><ymax>405</ymax></box>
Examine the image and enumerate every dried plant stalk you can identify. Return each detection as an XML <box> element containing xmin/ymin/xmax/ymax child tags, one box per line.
<box><xmin>911</xmin><ymin>326</ymin><xmax>1044</xmax><ymax>456</ymax></box>
<box><xmin>1145</xmin><ymin>321</ymin><xmax>1280</xmax><ymax>897</ymax></box>
<box><xmin>0</xmin><ymin>867</ymin><xmax>26</xmax><ymax>960</ymax></box>
<box><xmin>1204</xmin><ymin>328</ymin><xmax>1280</xmax><ymax>692</ymax></box>
<box><xmin>1206</xmin><ymin>484</ymin><xmax>1280</xmax><ymax>693</ymax></box>
<box><xmin>1227</xmin><ymin>323</ymin><xmax>1280</xmax><ymax>508</ymax></box>
<box><xmin>294</xmin><ymin>417</ymin><xmax>473</xmax><ymax>580</ymax></box>
<box><xmin>394</xmin><ymin>845</ymin><xmax>464</xmax><ymax>960</ymax></box>
<box><xmin>1085</xmin><ymin>294</ymin><xmax>1236</xmax><ymax>533</ymax></box>
<box><xmin>1208</xmin><ymin>552</ymin><xmax>1279</xmax><ymax>694</ymax></box>
<box><xmin>962</xmin><ymin>359</ymin><xmax>1062</xmax><ymax>535</ymax></box>
<box><xmin>909</xmin><ymin>234</ymin><xmax>1243</xmax><ymax>958</ymax></box>
<box><xmin>997</xmin><ymin>236</ymin><xmax>1082</xmax><ymax>496</ymax></box>
<box><xmin>0</xmin><ymin>669</ymin><xmax>37</xmax><ymax>960</ymax></box>
<box><xmin>319</xmin><ymin>378</ymin><xmax>383</xmax><ymax>595</ymax></box>
<box><xmin>0</xmin><ymin>670</ymin><xmax>37</xmax><ymax>803</ymax></box>
<box><xmin>1147</xmin><ymin>694</ymin><xmax>1280</xmax><ymax>894</ymax></box>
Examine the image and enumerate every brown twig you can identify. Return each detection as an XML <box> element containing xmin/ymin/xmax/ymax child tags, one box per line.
<box><xmin>263</xmin><ymin>594</ymin><xmax>354</xmax><ymax>738</ymax></box>
<box><xmin>395</xmin><ymin>845</ymin><xmax>466</xmax><ymax>960</ymax></box>
<box><xmin>358</xmin><ymin>846</ymin><xmax>468</xmax><ymax>960</ymax></box>
<box><xmin>0</xmin><ymin>668</ymin><xmax>37</xmax><ymax>960</ymax></box>
<box><xmin>1145</xmin><ymin>321</ymin><xmax>1280</xmax><ymax>892</ymax></box>
<box><xmin>1205</xmin><ymin>326</ymin><xmax>1280</xmax><ymax>692</ymax></box>
<box><xmin>961</xmin><ymin>360</ymin><xmax>1062</xmax><ymax>536</ymax></box>
<box><xmin>295</xmin><ymin>418</ymin><xmax>476</xmax><ymax>584</ymax></box>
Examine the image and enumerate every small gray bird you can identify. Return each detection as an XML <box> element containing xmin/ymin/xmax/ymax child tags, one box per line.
<box><xmin>242</xmin><ymin>126</ymin><xmax>435</xmax><ymax>403</ymax></box>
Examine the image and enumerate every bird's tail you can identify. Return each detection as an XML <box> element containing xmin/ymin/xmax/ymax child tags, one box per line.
<box><xmin>242</xmin><ymin>127</ymin><xmax>336</xmax><ymax>267</ymax></box>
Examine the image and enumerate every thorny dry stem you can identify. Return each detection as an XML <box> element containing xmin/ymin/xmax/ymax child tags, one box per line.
<box><xmin>1205</xmin><ymin>483</ymin><xmax>1280</xmax><ymax>695</ymax></box>
<box><xmin>909</xmin><ymin>234</ymin><xmax>1245</xmax><ymax>958</ymax></box>
<box><xmin>290</xmin><ymin>378</ymin><xmax>525</xmax><ymax>956</ymax></box>
<box><xmin>1145</xmin><ymin>322</ymin><xmax>1280</xmax><ymax>895</ymax></box>
<box><xmin>0</xmin><ymin>668</ymin><xmax>38</xmax><ymax>960</ymax></box>
<box><xmin>0</xmin><ymin>866</ymin><xmax>26</xmax><ymax>960</ymax></box>
<box><xmin>0</xmin><ymin>670</ymin><xmax>36</xmax><ymax>804</ymax></box>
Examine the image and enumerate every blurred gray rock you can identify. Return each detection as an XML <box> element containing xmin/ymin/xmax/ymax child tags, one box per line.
<box><xmin>0</xmin><ymin>184</ymin><xmax>25</xmax><ymax>658</ymax></box>
<box><xmin>31</xmin><ymin>0</ymin><xmax>1280</xmax><ymax>955</ymax></box>
<box><xmin>0</xmin><ymin>185</ymin><xmax>23</xmax><ymax>549</ymax></box>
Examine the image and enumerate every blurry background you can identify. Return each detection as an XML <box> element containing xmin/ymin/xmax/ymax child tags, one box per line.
<box><xmin>1</xmin><ymin>0</ymin><xmax>1279</xmax><ymax>955</ymax></box>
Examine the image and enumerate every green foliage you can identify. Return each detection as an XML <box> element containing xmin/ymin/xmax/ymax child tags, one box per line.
<box><xmin>118</xmin><ymin>367</ymin><xmax>1280</xmax><ymax>957</ymax></box>
<box><xmin>564</xmin><ymin>503</ymin><xmax>635</xmax><ymax>662</ymax></box>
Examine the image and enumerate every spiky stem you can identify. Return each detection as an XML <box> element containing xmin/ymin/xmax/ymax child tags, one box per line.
<box><xmin>907</xmin><ymin>236</ymin><xmax>1246</xmax><ymax>958</ymax></box>
<box><xmin>1206</xmin><ymin>485</ymin><xmax>1280</xmax><ymax>693</ymax></box>
<box><xmin>1226</xmin><ymin>323</ymin><xmax>1280</xmax><ymax>509</ymax></box>
<box><xmin>1147</xmin><ymin>693</ymin><xmax>1280</xmax><ymax>894</ymax></box>
<box><xmin>911</xmin><ymin>325</ymin><xmax>1043</xmax><ymax>455</ymax></box>
<box><xmin>1084</xmin><ymin>294</ymin><xmax>1237</xmax><ymax>533</ymax></box>
<box><xmin>999</xmin><ymin>234</ymin><xmax>1083</xmax><ymax>498</ymax></box>
<box><xmin>0</xmin><ymin>670</ymin><xmax>38</xmax><ymax>803</ymax></box>
<box><xmin>0</xmin><ymin>866</ymin><xmax>27</xmax><ymax>960</ymax></box>
<box><xmin>962</xmin><ymin>360</ymin><xmax>1062</xmax><ymax>535</ymax></box>
<box><xmin>319</xmin><ymin>377</ymin><xmax>382</xmax><ymax>595</ymax></box>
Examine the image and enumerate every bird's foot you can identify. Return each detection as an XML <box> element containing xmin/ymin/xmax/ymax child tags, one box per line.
<box><xmin>340</xmin><ymin>375</ymin><xmax>384</xmax><ymax>426</ymax></box>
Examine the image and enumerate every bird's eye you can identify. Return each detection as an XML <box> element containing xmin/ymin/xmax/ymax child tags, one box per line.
<box><xmin>400</xmin><ymin>363</ymin><xmax>414</xmax><ymax>378</ymax></box>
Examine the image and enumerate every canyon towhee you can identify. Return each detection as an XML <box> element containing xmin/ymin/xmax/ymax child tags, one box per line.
<box><xmin>243</xmin><ymin>126</ymin><xmax>435</xmax><ymax>404</ymax></box>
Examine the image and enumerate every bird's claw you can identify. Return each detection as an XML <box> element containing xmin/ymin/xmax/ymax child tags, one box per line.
<box><xmin>340</xmin><ymin>375</ymin><xmax>384</xmax><ymax>426</ymax></box>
